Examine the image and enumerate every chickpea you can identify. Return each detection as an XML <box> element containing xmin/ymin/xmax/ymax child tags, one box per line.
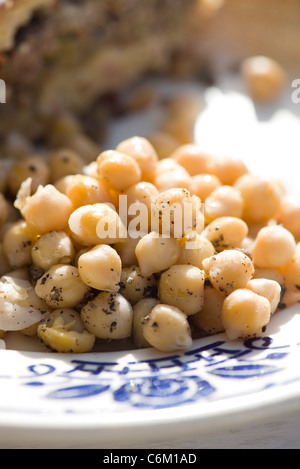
<box><xmin>241</xmin><ymin>55</ymin><xmax>286</xmax><ymax>102</ymax></box>
<box><xmin>203</xmin><ymin>216</ymin><xmax>249</xmax><ymax>252</ymax></box>
<box><xmin>192</xmin><ymin>283</ymin><xmax>225</xmax><ymax>335</ymax></box>
<box><xmin>7</xmin><ymin>155</ymin><xmax>50</xmax><ymax>196</ymax></box>
<box><xmin>35</xmin><ymin>264</ymin><xmax>90</xmax><ymax>309</ymax></box>
<box><xmin>123</xmin><ymin>181</ymin><xmax>159</xmax><ymax>234</ymax></box>
<box><xmin>21</xmin><ymin>184</ymin><xmax>73</xmax><ymax>236</ymax></box>
<box><xmin>204</xmin><ymin>185</ymin><xmax>244</xmax><ymax>223</ymax></box>
<box><xmin>278</xmin><ymin>243</ymin><xmax>300</xmax><ymax>292</ymax></box>
<box><xmin>153</xmin><ymin>158</ymin><xmax>191</xmax><ymax>192</ymax></box>
<box><xmin>78</xmin><ymin>244</ymin><xmax>121</xmax><ymax>291</ymax></box>
<box><xmin>234</xmin><ymin>174</ymin><xmax>282</xmax><ymax>224</ymax></box>
<box><xmin>211</xmin><ymin>155</ymin><xmax>248</xmax><ymax>186</ymax></box>
<box><xmin>189</xmin><ymin>174</ymin><xmax>222</xmax><ymax>201</ymax></box>
<box><xmin>132</xmin><ymin>297</ymin><xmax>160</xmax><ymax>348</ymax></box>
<box><xmin>62</xmin><ymin>174</ymin><xmax>112</xmax><ymax>210</ymax></box>
<box><xmin>81</xmin><ymin>291</ymin><xmax>133</xmax><ymax>340</ymax></box>
<box><xmin>176</xmin><ymin>233</ymin><xmax>215</xmax><ymax>270</ymax></box>
<box><xmin>143</xmin><ymin>304</ymin><xmax>192</xmax><ymax>352</ymax></box>
<box><xmin>159</xmin><ymin>264</ymin><xmax>204</xmax><ymax>316</ymax></box>
<box><xmin>171</xmin><ymin>144</ymin><xmax>214</xmax><ymax>176</ymax></box>
<box><xmin>37</xmin><ymin>311</ymin><xmax>95</xmax><ymax>353</ymax></box>
<box><xmin>31</xmin><ymin>231</ymin><xmax>75</xmax><ymax>271</ymax></box>
<box><xmin>2</xmin><ymin>220</ymin><xmax>36</xmax><ymax>269</ymax></box>
<box><xmin>246</xmin><ymin>278</ymin><xmax>281</xmax><ymax>314</ymax></box>
<box><xmin>221</xmin><ymin>288</ymin><xmax>271</xmax><ymax>340</ymax></box>
<box><xmin>252</xmin><ymin>225</ymin><xmax>296</xmax><ymax>269</ymax></box>
<box><xmin>119</xmin><ymin>265</ymin><xmax>158</xmax><ymax>305</ymax></box>
<box><xmin>97</xmin><ymin>150</ymin><xmax>141</xmax><ymax>191</ymax></box>
<box><xmin>135</xmin><ymin>232</ymin><xmax>180</xmax><ymax>277</ymax></box>
<box><xmin>202</xmin><ymin>249</ymin><xmax>255</xmax><ymax>295</ymax></box>
<box><xmin>116</xmin><ymin>136</ymin><xmax>158</xmax><ymax>182</ymax></box>
<box><xmin>276</xmin><ymin>195</ymin><xmax>300</xmax><ymax>241</ymax></box>
<box><xmin>48</xmin><ymin>148</ymin><xmax>84</xmax><ymax>183</ymax></box>
<box><xmin>151</xmin><ymin>187</ymin><xmax>203</xmax><ymax>238</ymax></box>
<box><xmin>68</xmin><ymin>203</ymin><xmax>127</xmax><ymax>246</ymax></box>
<box><xmin>114</xmin><ymin>235</ymin><xmax>139</xmax><ymax>268</ymax></box>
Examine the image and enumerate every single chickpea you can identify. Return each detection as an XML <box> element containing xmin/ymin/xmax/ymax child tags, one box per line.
<box><xmin>202</xmin><ymin>216</ymin><xmax>249</xmax><ymax>252</ymax></box>
<box><xmin>241</xmin><ymin>55</ymin><xmax>286</xmax><ymax>102</ymax></box>
<box><xmin>68</xmin><ymin>203</ymin><xmax>127</xmax><ymax>246</ymax></box>
<box><xmin>31</xmin><ymin>231</ymin><xmax>75</xmax><ymax>271</ymax></box>
<box><xmin>61</xmin><ymin>174</ymin><xmax>112</xmax><ymax>210</ymax></box>
<box><xmin>192</xmin><ymin>283</ymin><xmax>225</xmax><ymax>335</ymax></box>
<box><xmin>2</xmin><ymin>220</ymin><xmax>36</xmax><ymax>269</ymax></box>
<box><xmin>116</xmin><ymin>136</ymin><xmax>158</xmax><ymax>182</ymax></box>
<box><xmin>251</xmin><ymin>225</ymin><xmax>296</xmax><ymax>269</ymax></box>
<box><xmin>135</xmin><ymin>232</ymin><xmax>180</xmax><ymax>277</ymax></box>
<box><xmin>123</xmin><ymin>181</ymin><xmax>159</xmax><ymax>233</ymax></box>
<box><xmin>159</xmin><ymin>264</ymin><xmax>205</xmax><ymax>316</ymax></box>
<box><xmin>202</xmin><ymin>249</ymin><xmax>255</xmax><ymax>295</ymax></box>
<box><xmin>114</xmin><ymin>235</ymin><xmax>139</xmax><ymax>268</ymax></box>
<box><xmin>7</xmin><ymin>155</ymin><xmax>50</xmax><ymax>196</ymax></box>
<box><xmin>234</xmin><ymin>174</ymin><xmax>282</xmax><ymax>224</ymax></box>
<box><xmin>35</xmin><ymin>264</ymin><xmax>90</xmax><ymax>309</ymax></box>
<box><xmin>78</xmin><ymin>244</ymin><xmax>122</xmax><ymax>291</ymax></box>
<box><xmin>37</xmin><ymin>310</ymin><xmax>95</xmax><ymax>353</ymax></box>
<box><xmin>176</xmin><ymin>233</ymin><xmax>215</xmax><ymax>270</ymax></box>
<box><xmin>21</xmin><ymin>183</ymin><xmax>73</xmax><ymax>236</ymax></box>
<box><xmin>275</xmin><ymin>195</ymin><xmax>300</xmax><ymax>241</ymax></box>
<box><xmin>48</xmin><ymin>148</ymin><xmax>84</xmax><ymax>183</ymax></box>
<box><xmin>80</xmin><ymin>291</ymin><xmax>133</xmax><ymax>340</ymax></box>
<box><xmin>170</xmin><ymin>144</ymin><xmax>214</xmax><ymax>176</ymax></box>
<box><xmin>189</xmin><ymin>174</ymin><xmax>222</xmax><ymax>201</ymax></box>
<box><xmin>132</xmin><ymin>297</ymin><xmax>160</xmax><ymax>348</ymax></box>
<box><xmin>143</xmin><ymin>304</ymin><xmax>192</xmax><ymax>352</ymax></box>
<box><xmin>151</xmin><ymin>187</ymin><xmax>203</xmax><ymax>238</ymax></box>
<box><xmin>278</xmin><ymin>243</ymin><xmax>300</xmax><ymax>292</ymax></box>
<box><xmin>119</xmin><ymin>265</ymin><xmax>158</xmax><ymax>305</ymax></box>
<box><xmin>246</xmin><ymin>278</ymin><xmax>281</xmax><ymax>315</ymax></box>
<box><xmin>97</xmin><ymin>150</ymin><xmax>141</xmax><ymax>191</ymax></box>
<box><xmin>204</xmin><ymin>185</ymin><xmax>244</xmax><ymax>223</ymax></box>
<box><xmin>221</xmin><ymin>288</ymin><xmax>271</xmax><ymax>340</ymax></box>
<box><xmin>211</xmin><ymin>155</ymin><xmax>249</xmax><ymax>186</ymax></box>
<box><xmin>153</xmin><ymin>158</ymin><xmax>191</xmax><ymax>192</ymax></box>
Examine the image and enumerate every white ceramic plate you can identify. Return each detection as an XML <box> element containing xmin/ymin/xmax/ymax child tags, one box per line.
<box><xmin>1</xmin><ymin>77</ymin><xmax>300</xmax><ymax>449</ymax></box>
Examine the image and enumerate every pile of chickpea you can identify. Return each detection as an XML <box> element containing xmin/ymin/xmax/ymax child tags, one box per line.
<box><xmin>0</xmin><ymin>130</ymin><xmax>299</xmax><ymax>354</ymax></box>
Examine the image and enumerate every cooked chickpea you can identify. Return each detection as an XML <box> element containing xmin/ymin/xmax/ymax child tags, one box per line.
<box><xmin>116</xmin><ymin>136</ymin><xmax>158</xmax><ymax>182</ymax></box>
<box><xmin>97</xmin><ymin>150</ymin><xmax>141</xmax><ymax>191</ymax></box>
<box><xmin>31</xmin><ymin>231</ymin><xmax>75</xmax><ymax>270</ymax></box>
<box><xmin>211</xmin><ymin>155</ymin><xmax>248</xmax><ymax>186</ymax></box>
<box><xmin>189</xmin><ymin>174</ymin><xmax>222</xmax><ymax>200</ymax></box>
<box><xmin>132</xmin><ymin>297</ymin><xmax>160</xmax><ymax>348</ymax></box>
<box><xmin>135</xmin><ymin>232</ymin><xmax>180</xmax><ymax>277</ymax></box>
<box><xmin>48</xmin><ymin>148</ymin><xmax>84</xmax><ymax>183</ymax></box>
<box><xmin>68</xmin><ymin>203</ymin><xmax>127</xmax><ymax>246</ymax></box>
<box><xmin>21</xmin><ymin>183</ymin><xmax>73</xmax><ymax>236</ymax></box>
<box><xmin>192</xmin><ymin>283</ymin><xmax>225</xmax><ymax>335</ymax></box>
<box><xmin>276</xmin><ymin>195</ymin><xmax>300</xmax><ymax>241</ymax></box>
<box><xmin>202</xmin><ymin>249</ymin><xmax>255</xmax><ymax>295</ymax></box>
<box><xmin>119</xmin><ymin>265</ymin><xmax>158</xmax><ymax>305</ymax></box>
<box><xmin>37</xmin><ymin>310</ymin><xmax>95</xmax><ymax>353</ymax></box>
<box><xmin>221</xmin><ymin>288</ymin><xmax>271</xmax><ymax>340</ymax></box>
<box><xmin>204</xmin><ymin>185</ymin><xmax>244</xmax><ymax>223</ymax></box>
<box><xmin>176</xmin><ymin>233</ymin><xmax>215</xmax><ymax>269</ymax></box>
<box><xmin>143</xmin><ymin>304</ymin><xmax>192</xmax><ymax>352</ymax></box>
<box><xmin>252</xmin><ymin>225</ymin><xmax>296</xmax><ymax>269</ymax></box>
<box><xmin>80</xmin><ymin>291</ymin><xmax>133</xmax><ymax>339</ymax></box>
<box><xmin>2</xmin><ymin>220</ymin><xmax>36</xmax><ymax>269</ymax></box>
<box><xmin>234</xmin><ymin>174</ymin><xmax>282</xmax><ymax>224</ymax></box>
<box><xmin>203</xmin><ymin>216</ymin><xmax>249</xmax><ymax>252</ymax></box>
<box><xmin>78</xmin><ymin>244</ymin><xmax>121</xmax><ymax>291</ymax></box>
<box><xmin>7</xmin><ymin>155</ymin><xmax>50</xmax><ymax>195</ymax></box>
<box><xmin>246</xmin><ymin>278</ymin><xmax>281</xmax><ymax>314</ymax></box>
<box><xmin>241</xmin><ymin>55</ymin><xmax>286</xmax><ymax>102</ymax></box>
<box><xmin>114</xmin><ymin>235</ymin><xmax>139</xmax><ymax>267</ymax></box>
<box><xmin>153</xmin><ymin>158</ymin><xmax>191</xmax><ymax>191</ymax></box>
<box><xmin>151</xmin><ymin>187</ymin><xmax>203</xmax><ymax>237</ymax></box>
<box><xmin>124</xmin><ymin>181</ymin><xmax>159</xmax><ymax>233</ymax></box>
<box><xmin>278</xmin><ymin>243</ymin><xmax>300</xmax><ymax>292</ymax></box>
<box><xmin>62</xmin><ymin>174</ymin><xmax>112</xmax><ymax>209</ymax></box>
<box><xmin>35</xmin><ymin>264</ymin><xmax>90</xmax><ymax>308</ymax></box>
<box><xmin>159</xmin><ymin>264</ymin><xmax>204</xmax><ymax>316</ymax></box>
<box><xmin>171</xmin><ymin>144</ymin><xmax>214</xmax><ymax>176</ymax></box>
